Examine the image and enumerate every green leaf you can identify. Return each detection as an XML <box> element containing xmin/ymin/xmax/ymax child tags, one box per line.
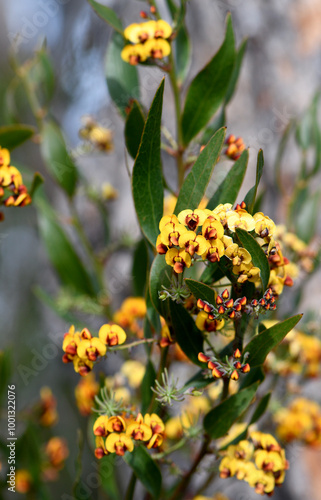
<box><xmin>125</xmin><ymin>100</ymin><xmax>145</xmax><ymax>158</ymax></box>
<box><xmin>169</xmin><ymin>301</ymin><xmax>203</xmax><ymax>366</ymax></box>
<box><xmin>29</xmin><ymin>172</ymin><xmax>44</xmax><ymax>198</ymax></box>
<box><xmin>203</xmin><ymin>383</ymin><xmax>258</xmax><ymax>439</ymax></box>
<box><xmin>124</xmin><ymin>446</ymin><xmax>162</xmax><ymax>499</ymax></box>
<box><xmin>34</xmin><ymin>286</ymin><xmax>79</xmax><ymax>324</ymax></box>
<box><xmin>207</xmin><ymin>149</ymin><xmax>249</xmax><ymax>210</ymax></box>
<box><xmin>149</xmin><ymin>254</ymin><xmax>172</xmax><ymax>320</ymax></box>
<box><xmin>184</xmin><ymin>278</ymin><xmax>216</xmax><ymax>305</ymax></box>
<box><xmin>200</xmin><ymin>108</ymin><xmax>226</xmax><ymax>146</ymax></box>
<box><xmin>244</xmin><ymin>314</ymin><xmax>302</xmax><ymax>367</ymax></box>
<box><xmin>141</xmin><ymin>360</ymin><xmax>157</xmax><ymax>413</ymax></box>
<box><xmin>200</xmin><ymin>257</ymin><xmax>229</xmax><ymax>285</ymax></box>
<box><xmin>224</xmin><ymin>38</ymin><xmax>247</xmax><ymax>105</ymax></box>
<box><xmin>274</xmin><ymin>121</ymin><xmax>295</xmax><ymax>190</ymax></box>
<box><xmin>181</xmin><ymin>14</ymin><xmax>236</xmax><ymax>145</ymax></box>
<box><xmin>235</xmin><ymin>228</ymin><xmax>270</xmax><ymax>291</ymax></box>
<box><xmin>0</xmin><ymin>349</ymin><xmax>12</xmax><ymax>405</ymax></box>
<box><xmin>105</xmin><ymin>32</ymin><xmax>140</xmax><ymax>117</ymax></box>
<box><xmin>29</xmin><ymin>46</ymin><xmax>55</xmax><ymax>105</ymax></box>
<box><xmin>87</xmin><ymin>0</ymin><xmax>123</xmax><ymax>33</ymax></box>
<box><xmin>0</xmin><ymin>124</ymin><xmax>35</xmax><ymax>150</ymax></box>
<box><xmin>295</xmin><ymin>191</ymin><xmax>320</xmax><ymax>243</ymax></box>
<box><xmin>250</xmin><ymin>393</ymin><xmax>271</xmax><ymax>425</ymax></box>
<box><xmin>41</xmin><ymin>120</ymin><xmax>78</xmax><ymax>197</ymax></box>
<box><xmin>244</xmin><ymin>149</ymin><xmax>264</xmax><ymax>214</ymax></box>
<box><xmin>132</xmin><ymin>238</ymin><xmax>149</xmax><ymax>297</ymax></box>
<box><xmin>132</xmin><ymin>79</ymin><xmax>164</xmax><ymax>246</ymax></box>
<box><xmin>36</xmin><ymin>199</ymin><xmax>96</xmax><ymax>296</ymax></box>
<box><xmin>100</xmin><ymin>455</ymin><xmax>121</xmax><ymax>500</ymax></box>
<box><xmin>176</xmin><ymin>24</ymin><xmax>192</xmax><ymax>85</ymax></box>
<box><xmin>239</xmin><ymin>366</ymin><xmax>265</xmax><ymax>390</ymax></box>
<box><xmin>174</xmin><ymin>127</ymin><xmax>226</xmax><ymax>214</ymax></box>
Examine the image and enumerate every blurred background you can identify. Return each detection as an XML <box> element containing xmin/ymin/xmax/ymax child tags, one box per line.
<box><xmin>0</xmin><ymin>0</ymin><xmax>321</xmax><ymax>498</ymax></box>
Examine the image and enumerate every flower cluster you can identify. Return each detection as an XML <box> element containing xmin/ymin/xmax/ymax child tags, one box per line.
<box><xmin>75</xmin><ymin>372</ymin><xmax>99</xmax><ymax>416</ymax></box>
<box><xmin>113</xmin><ymin>297</ymin><xmax>146</xmax><ymax>337</ymax></box>
<box><xmin>224</xmin><ymin>134</ymin><xmax>246</xmax><ymax>160</ymax></box>
<box><xmin>62</xmin><ymin>323</ymin><xmax>126</xmax><ymax>376</ymax></box>
<box><xmin>121</xmin><ymin>20</ymin><xmax>172</xmax><ymax>65</ymax></box>
<box><xmin>274</xmin><ymin>224</ymin><xmax>318</xmax><ymax>274</ymax></box>
<box><xmin>79</xmin><ymin>116</ymin><xmax>113</xmax><ymax>152</ymax></box>
<box><xmin>0</xmin><ymin>146</ymin><xmax>31</xmax><ymax>214</ymax></box>
<box><xmin>198</xmin><ymin>349</ymin><xmax>250</xmax><ymax>381</ymax></box>
<box><xmin>219</xmin><ymin>432</ymin><xmax>289</xmax><ymax>496</ymax></box>
<box><xmin>275</xmin><ymin>398</ymin><xmax>321</xmax><ymax>446</ymax></box>
<box><xmin>37</xmin><ymin>387</ymin><xmax>58</xmax><ymax>427</ymax></box>
<box><xmin>93</xmin><ymin>412</ymin><xmax>165</xmax><ymax>458</ymax></box>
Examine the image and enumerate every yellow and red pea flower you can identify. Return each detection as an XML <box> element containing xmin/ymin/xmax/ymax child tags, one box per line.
<box><xmin>165</xmin><ymin>248</ymin><xmax>192</xmax><ymax>273</ymax></box>
<box><xmin>98</xmin><ymin>323</ymin><xmax>127</xmax><ymax>346</ymax></box>
<box><xmin>105</xmin><ymin>432</ymin><xmax>134</xmax><ymax>456</ymax></box>
<box><xmin>77</xmin><ymin>337</ymin><xmax>106</xmax><ymax>362</ymax></box>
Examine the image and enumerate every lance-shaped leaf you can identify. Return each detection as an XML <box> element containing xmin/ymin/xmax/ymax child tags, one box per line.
<box><xmin>105</xmin><ymin>32</ymin><xmax>140</xmax><ymax>117</ymax></box>
<box><xmin>250</xmin><ymin>392</ymin><xmax>271</xmax><ymax>425</ymax></box>
<box><xmin>149</xmin><ymin>254</ymin><xmax>172</xmax><ymax>320</ymax></box>
<box><xmin>224</xmin><ymin>38</ymin><xmax>247</xmax><ymax>105</ymax></box>
<box><xmin>176</xmin><ymin>24</ymin><xmax>192</xmax><ymax>85</ymax></box>
<box><xmin>181</xmin><ymin>14</ymin><xmax>236</xmax><ymax>145</ymax></box>
<box><xmin>204</xmin><ymin>383</ymin><xmax>259</xmax><ymax>439</ymax></box>
<box><xmin>235</xmin><ymin>228</ymin><xmax>270</xmax><ymax>292</ymax></box>
<box><xmin>41</xmin><ymin>120</ymin><xmax>78</xmax><ymax>197</ymax></box>
<box><xmin>207</xmin><ymin>149</ymin><xmax>249</xmax><ymax>210</ymax></box>
<box><xmin>124</xmin><ymin>446</ymin><xmax>161</xmax><ymax>500</ymax></box>
<box><xmin>132</xmin><ymin>79</ymin><xmax>164</xmax><ymax>246</ymax></box>
<box><xmin>125</xmin><ymin>100</ymin><xmax>145</xmax><ymax>158</ymax></box>
<box><xmin>37</xmin><ymin>199</ymin><xmax>96</xmax><ymax>297</ymax></box>
<box><xmin>0</xmin><ymin>124</ymin><xmax>35</xmax><ymax>150</ymax></box>
<box><xmin>185</xmin><ymin>278</ymin><xmax>216</xmax><ymax>305</ymax></box>
<box><xmin>244</xmin><ymin>314</ymin><xmax>302</xmax><ymax>367</ymax></box>
<box><xmin>169</xmin><ymin>301</ymin><xmax>203</xmax><ymax>366</ymax></box>
<box><xmin>244</xmin><ymin>149</ymin><xmax>264</xmax><ymax>214</ymax></box>
<box><xmin>132</xmin><ymin>238</ymin><xmax>149</xmax><ymax>297</ymax></box>
<box><xmin>174</xmin><ymin>127</ymin><xmax>226</xmax><ymax>214</ymax></box>
<box><xmin>87</xmin><ymin>0</ymin><xmax>123</xmax><ymax>33</ymax></box>
<box><xmin>295</xmin><ymin>191</ymin><xmax>320</xmax><ymax>244</ymax></box>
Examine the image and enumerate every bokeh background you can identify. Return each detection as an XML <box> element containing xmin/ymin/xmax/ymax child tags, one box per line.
<box><xmin>0</xmin><ymin>0</ymin><xmax>321</xmax><ymax>498</ymax></box>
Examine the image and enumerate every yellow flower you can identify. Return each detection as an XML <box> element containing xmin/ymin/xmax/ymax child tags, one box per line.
<box><xmin>102</xmin><ymin>183</ymin><xmax>118</xmax><ymax>200</ymax></box>
<box><xmin>195</xmin><ymin>311</ymin><xmax>224</xmax><ymax>332</ymax></box>
<box><xmin>144</xmin><ymin>38</ymin><xmax>171</xmax><ymax>59</ymax></box>
<box><xmin>121</xmin><ymin>360</ymin><xmax>145</xmax><ymax>388</ymax></box>
<box><xmin>124</xmin><ymin>21</ymin><xmax>156</xmax><ymax>43</ymax></box>
<box><xmin>93</xmin><ymin>415</ymin><xmax>110</xmax><ymax>437</ymax></box>
<box><xmin>15</xmin><ymin>470</ymin><xmax>32</xmax><ymax>494</ymax></box>
<box><xmin>253</xmin><ymin>212</ymin><xmax>276</xmax><ymax>238</ymax></box>
<box><xmin>62</xmin><ymin>325</ymin><xmax>81</xmax><ymax>363</ymax></box>
<box><xmin>73</xmin><ymin>356</ymin><xmax>93</xmax><ymax>376</ymax></box>
<box><xmin>75</xmin><ymin>372</ymin><xmax>99</xmax><ymax>416</ymax></box>
<box><xmin>203</xmin><ymin>240</ymin><xmax>225</xmax><ymax>263</ymax></box>
<box><xmin>226</xmin><ymin>209</ymin><xmax>255</xmax><ymax>232</ymax></box>
<box><xmin>126</xmin><ymin>420</ymin><xmax>153</xmax><ymax>441</ymax></box>
<box><xmin>159</xmin><ymin>214</ymin><xmax>179</xmax><ymax>231</ymax></box>
<box><xmin>77</xmin><ymin>337</ymin><xmax>106</xmax><ymax>361</ymax></box>
<box><xmin>45</xmin><ymin>437</ymin><xmax>69</xmax><ymax>469</ymax></box>
<box><xmin>106</xmin><ymin>432</ymin><xmax>134</xmax><ymax>455</ymax></box>
<box><xmin>178</xmin><ymin>230</ymin><xmax>209</xmax><ymax>256</ymax></box>
<box><xmin>144</xmin><ymin>413</ymin><xmax>165</xmax><ymax>434</ymax></box>
<box><xmin>202</xmin><ymin>218</ymin><xmax>224</xmax><ymax>241</ymax></box>
<box><xmin>0</xmin><ymin>165</ymin><xmax>23</xmax><ymax>188</ymax></box>
<box><xmin>153</xmin><ymin>19</ymin><xmax>173</xmax><ymax>39</ymax></box>
<box><xmin>106</xmin><ymin>416</ymin><xmax>127</xmax><ymax>433</ymax></box>
<box><xmin>178</xmin><ymin>209</ymin><xmax>208</xmax><ymax>230</ymax></box>
<box><xmin>94</xmin><ymin>436</ymin><xmax>108</xmax><ymax>459</ymax></box>
<box><xmin>165</xmin><ymin>248</ymin><xmax>192</xmax><ymax>273</ymax></box>
<box><xmin>98</xmin><ymin>324</ymin><xmax>126</xmax><ymax>346</ymax></box>
<box><xmin>121</xmin><ymin>43</ymin><xmax>148</xmax><ymax>65</ymax></box>
<box><xmin>0</xmin><ymin>147</ymin><xmax>10</xmax><ymax>167</ymax></box>
<box><xmin>160</xmin><ymin>222</ymin><xmax>187</xmax><ymax>247</ymax></box>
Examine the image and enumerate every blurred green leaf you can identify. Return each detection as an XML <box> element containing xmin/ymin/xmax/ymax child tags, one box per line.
<box><xmin>0</xmin><ymin>350</ymin><xmax>12</xmax><ymax>405</ymax></box>
<box><xmin>235</xmin><ymin>228</ymin><xmax>270</xmax><ymax>292</ymax></box>
<box><xmin>132</xmin><ymin>79</ymin><xmax>164</xmax><ymax>246</ymax></box>
<box><xmin>311</xmin><ymin>92</ymin><xmax>321</xmax><ymax>175</ymax></box>
<box><xmin>250</xmin><ymin>392</ymin><xmax>271</xmax><ymax>425</ymax></box>
<box><xmin>169</xmin><ymin>301</ymin><xmax>203</xmax><ymax>366</ymax></box>
<box><xmin>165</xmin><ymin>0</ymin><xmax>178</xmax><ymax>16</ymax></box>
<box><xmin>176</xmin><ymin>24</ymin><xmax>192</xmax><ymax>85</ymax></box>
<box><xmin>132</xmin><ymin>238</ymin><xmax>149</xmax><ymax>297</ymax></box>
<box><xmin>124</xmin><ymin>446</ymin><xmax>162</xmax><ymax>499</ymax></box>
<box><xmin>207</xmin><ymin>149</ymin><xmax>249</xmax><ymax>210</ymax></box>
<box><xmin>141</xmin><ymin>360</ymin><xmax>157</xmax><ymax>413</ymax></box>
<box><xmin>34</xmin><ymin>286</ymin><xmax>80</xmax><ymax>324</ymax></box>
<box><xmin>41</xmin><ymin>120</ymin><xmax>78</xmax><ymax>197</ymax></box>
<box><xmin>100</xmin><ymin>455</ymin><xmax>121</xmax><ymax>500</ymax></box>
<box><xmin>0</xmin><ymin>124</ymin><xmax>35</xmax><ymax>150</ymax></box>
<box><xmin>244</xmin><ymin>314</ymin><xmax>302</xmax><ymax>367</ymax></box>
<box><xmin>204</xmin><ymin>383</ymin><xmax>259</xmax><ymax>439</ymax></box>
<box><xmin>174</xmin><ymin>127</ymin><xmax>226</xmax><ymax>214</ymax></box>
<box><xmin>295</xmin><ymin>191</ymin><xmax>320</xmax><ymax>243</ymax></box>
<box><xmin>224</xmin><ymin>38</ymin><xmax>247</xmax><ymax>105</ymax></box>
<box><xmin>184</xmin><ymin>278</ymin><xmax>216</xmax><ymax>305</ymax></box>
<box><xmin>149</xmin><ymin>254</ymin><xmax>171</xmax><ymax>320</ymax></box>
<box><xmin>29</xmin><ymin>172</ymin><xmax>44</xmax><ymax>198</ymax></box>
<box><xmin>181</xmin><ymin>14</ymin><xmax>235</xmax><ymax>145</ymax></box>
<box><xmin>239</xmin><ymin>366</ymin><xmax>265</xmax><ymax>390</ymax></box>
<box><xmin>274</xmin><ymin>121</ymin><xmax>295</xmax><ymax>190</ymax></box>
<box><xmin>244</xmin><ymin>149</ymin><xmax>264</xmax><ymax>214</ymax></box>
<box><xmin>37</xmin><ymin>199</ymin><xmax>96</xmax><ymax>296</ymax></box>
<box><xmin>296</xmin><ymin>108</ymin><xmax>312</xmax><ymax>151</ymax></box>
<box><xmin>29</xmin><ymin>46</ymin><xmax>55</xmax><ymax>105</ymax></box>
<box><xmin>105</xmin><ymin>32</ymin><xmax>140</xmax><ymax>117</ymax></box>
<box><xmin>87</xmin><ymin>0</ymin><xmax>123</xmax><ymax>33</ymax></box>
<box><xmin>125</xmin><ymin>100</ymin><xmax>145</xmax><ymax>158</ymax></box>
<box><xmin>200</xmin><ymin>255</ymin><xmax>230</xmax><ymax>285</ymax></box>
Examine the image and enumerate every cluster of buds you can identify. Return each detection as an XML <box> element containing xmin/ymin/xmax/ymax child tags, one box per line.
<box><xmin>224</xmin><ymin>135</ymin><xmax>246</xmax><ymax>160</ymax></box>
<box><xmin>0</xmin><ymin>146</ymin><xmax>31</xmax><ymax>215</ymax></box>
<box><xmin>197</xmin><ymin>289</ymin><xmax>247</xmax><ymax>323</ymax></box>
<box><xmin>246</xmin><ymin>288</ymin><xmax>277</xmax><ymax>316</ymax></box>
<box><xmin>93</xmin><ymin>411</ymin><xmax>165</xmax><ymax>458</ymax></box>
<box><xmin>198</xmin><ymin>349</ymin><xmax>250</xmax><ymax>381</ymax></box>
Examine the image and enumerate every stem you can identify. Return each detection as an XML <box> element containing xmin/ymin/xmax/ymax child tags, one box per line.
<box><xmin>110</xmin><ymin>338</ymin><xmax>156</xmax><ymax>351</ymax></box>
<box><xmin>221</xmin><ymin>378</ymin><xmax>230</xmax><ymax>402</ymax></box>
<box><xmin>152</xmin><ymin>437</ymin><xmax>188</xmax><ymax>460</ymax></box>
<box><xmin>168</xmin><ymin>436</ymin><xmax>211</xmax><ymax>500</ymax></box>
<box><xmin>193</xmin><ymin>468</ymin><xmax>217</xmax><ymax>497</ymax></box>
<box><xmin>125</xmin><ymin>472</ymin><xmax>137</xmax><ymax>500</ymax></box>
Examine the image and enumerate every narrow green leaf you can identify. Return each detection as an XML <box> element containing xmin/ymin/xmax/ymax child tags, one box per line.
<box><xmin>250</xmin><ymin>393</ymin><xmax>271</xmax><ymax>425</ymax></box>
<box><xmin>87</xmin><ymin>0</ymin><xmax>123</xmax><ymax>33</ymax></box>
<box><xmin>235</xmin><ymin>228</ymin><xmax>270</xmax><ymax>291</ymax></box>
<box><xmin>0</xmin><ymin>124</ymin><xmax>35</xmax><ymax>150</ymax></box>
<box><xmin>29</xmin><ymin>172</ymin><xmax>44</xmax><ymax>198</ymax></box>
<box><xmin>244</xmin><ymin>314</ymin><xmax>303</xmax><ymax>367</ymax></box>
<box><xmin>244</xmin><ymin>149</ymin><xmax>264</xmax><ymax>214</ymax></box>
<box><xmin>105</xmin><ymin>32</ymin><xmax>140</xmax><ymax>117</ymax></box>
<box><xmin>295</xmin><ymin>191</ymin><xmax>320</xmax><ymax>243</ymax></box>
<box><xmin>176</xmin><ymin>24</ymin><xmax>192</xmax><ymax>85</ymax></box>
<box><xmin>174</xmin><ymin>127</ymin><xmax>226</xmax><ymax>214</ymax></box>
<box><xmin>295</xmin><ymin>108</ymin><xmax>312</xmax><ymax>151</ymax></box>
<box><xmin>239</xmin><ymin>366</ymin><xmax>265</xmax><ymax>390</ymax></box>
<box><xmin>124</xmin><ymin>446</ymin><xmax>162</xmax><ymax>500</ymax></box>
<box><xmin>204</xmin><ymin>383</ymin><xmax>259</xmax><ymax>439</ymax></box>
<box><xmin>125</xmin><ymin>100</ymin><xmax>145</xmax><ymax>158</ymax></box>
<box><xmin>181</xmin><ymin>14</ymin><xmax>236</xmax><ymax>145</ymax></box>
<box><xmin>41</xmin><ymin>120</ymin><xmax>78</xmax><ymax>197</ymax></box>
<box><xmin>141</xmin><ymin>360</ymin><xmax>157</xmax><ymax>413</ymax></box>
<box><xmin>165</xmin><ymin>0</ymin><xmax>178</xmax><ymax>17</ymax></box>
<box><xmin>29</xmin><ymin>47</ymin><xmax>55</xmax><ymax>105</ymax></box>
<box><xmin>100</xmin><ymin>455</ymin><xmax>121</xmax><ymax>500</ymax></box>
<box><xmin>149</xmin><ymin>254</ymin><xmax>172</xmax><ymax>320</ymax></box>
<box><xmin>200</xmin><ymin>108</ymin><xmax>226</xmax><ymax>146</ymax></box>
<box><xmin>169</xmin><ymin>301</ymin><xmax>203</xmax><ymax>366</ymax></box>
<box><xmin>132</xmin><ymin>238</ymin><xmax>149</xmax><ymax>296</ymax></box>
<box><xmin>184</xmin><ymin>278</ymin><xmax>216</xmax><ymax>305</ymax></box>
<box><xmin>132</xmin><ymin>79</ymin><xmax>164</xmax><ymax>246</ymax></box>
<box><xmin>224</xmin><ymin>38</ymin><xmax>247</xmax><ymax>105</ymax></box>
<box><xmin>274</xmin><ymin>121</ymin><xmax>295</xmax><ymax>190</ymax></box>
<box><xmin>207</xmin><ymin>149</ymin><xmax>249</xmax><ymax>210</ymax></box>
<box><xmin>36</xmin><ymin>199</ymin><xmax>96</xmax><ymax>296</ymax></box>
